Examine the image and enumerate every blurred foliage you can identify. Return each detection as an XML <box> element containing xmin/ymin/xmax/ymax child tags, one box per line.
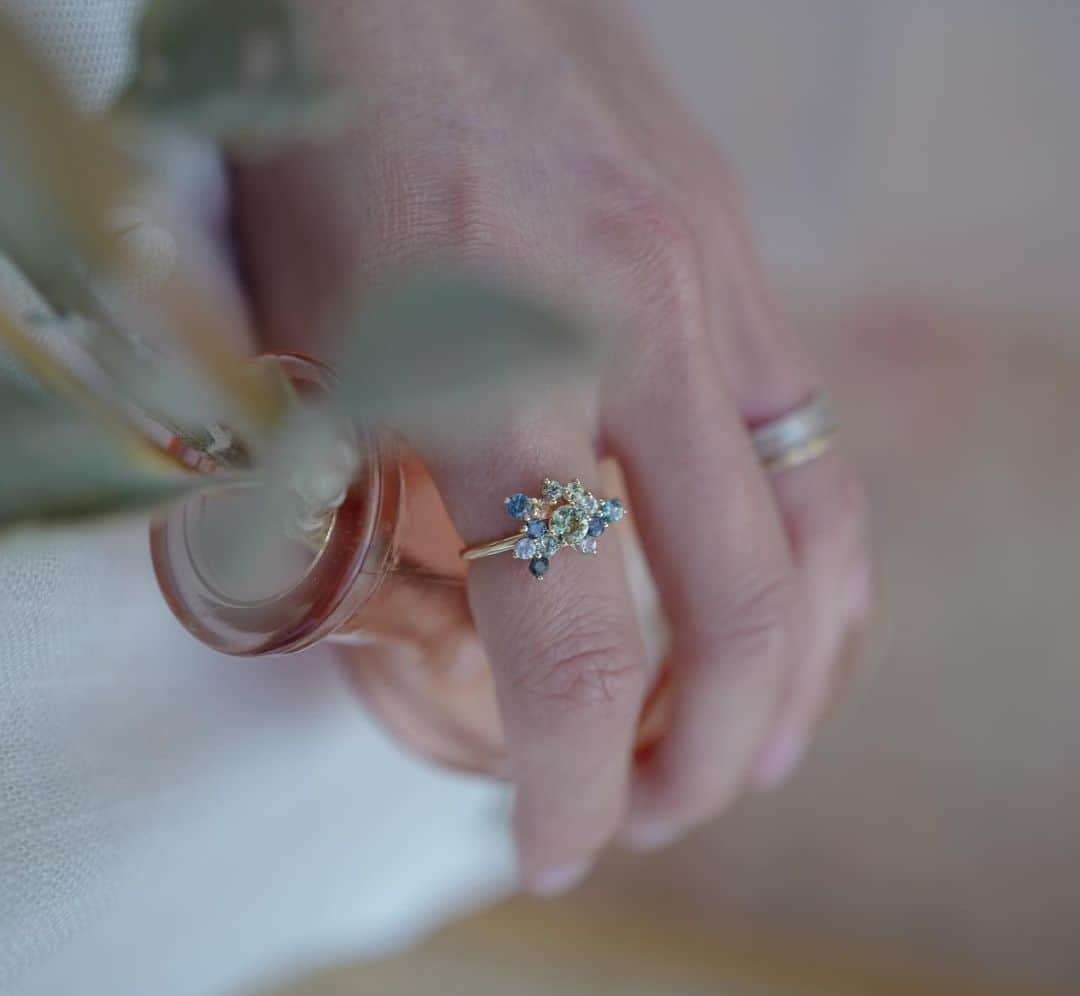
<box><xmin>0</xmin><ymin>0</ymin><xmax>596</xmax><ymax>542</ymax></box>
<box><xmin>117</xmin><ymin>0</ymin><xmax>343</xmax><ymax>150</ymax></box>
<box><xmin>0</xmin><ymin>374</ymin><xmax>195</xmax><ymax>530</ymax></box>
<box><xmin>0</xmin><ymin>11</ymin><xmax>130</xmax><ymax>316</ymax></box>
<box><xmin>0</xmin><ymin>7</ymin><xmax>281</xmax><ymax>438</ymax></box>
<box><xmin>0</xmin><ymin>311</ymin><xmax>197</xmax><ymax>532</ymax></box>
<box><xmin>335</xmin><ymin>272</ymin><xmax>600</xmax><ymax>427</ymax></box>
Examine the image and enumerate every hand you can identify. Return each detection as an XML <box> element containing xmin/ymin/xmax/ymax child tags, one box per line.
<box><xmin>233</xmin><ymin>0</ymin><xmax>873</xmax><ymax>893</ymax></box>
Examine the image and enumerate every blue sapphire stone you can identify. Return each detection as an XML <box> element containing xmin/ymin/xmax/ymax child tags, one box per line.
<box><xmin>506</xmin><ymin>493</ymin><xmax>531</xmax><ymax>519</ymax></box>
<box><xmin>602</xmin><ymin>498</ymin><xmax>625</xmax><ymax>523</ymax></box>
<box><xmin>515</xmin><ymin>537</ymin><xmax>537</xmax><ymax>560</ymax></box>
<box><xmin>587</xmin><ymin>516</ymin><xmax>606</xmax><ymax>537</ymax></box>
<box><xmin>529</xmin><ymin>556</ymin><xmax>550</xmax><ymax>578</ymax></box>
<box><xmin>526</xmin><ymin>518</ymin><xmax>546</xmax><ymax>539</ymax></box>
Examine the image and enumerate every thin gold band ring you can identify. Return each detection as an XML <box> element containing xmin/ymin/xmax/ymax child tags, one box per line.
<box><xmin>752</xmin><ymin>394</ymin><xmax>837</xmax><ymax>473</ymax></box>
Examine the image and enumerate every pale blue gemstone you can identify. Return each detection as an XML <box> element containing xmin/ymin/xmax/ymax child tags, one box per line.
<box><xmin>541</xmin><ymin>479</ymin><xmax>563</xmax><ymax>502</ymax></box>
<box><xmin>515</xmin><ymin>538</ymin><xmax>537</xmax><ymax>560</ymax></box>
<box><xmin>602</xmin><ymin>498</ymin><xmax>625</xmax><ymax>523</ymax></box>
<box><xmin>526</xmin><ymin>518</ymin><xmax>546</xmax><ymax>539</ymax></box>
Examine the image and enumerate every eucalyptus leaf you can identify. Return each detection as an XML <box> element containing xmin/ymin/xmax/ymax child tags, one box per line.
<box><xmin>0</xmin><ymin>302</ymin><xmax>228</xmax><ymax>533</ymax></box>
<box><xmin>118</xmin><ymin>0</ymin><xmax>342</xmax><ymax>149</ymax></box>
<box><xmin>333</xmin><ymin>271</ymin><xmax>602</xmax><ymax>428</ymax></box>
<box><xmin>205</xmin><ymin>374</ymin><xmax>357</xmax><ymax>585</ymax></box>
<box><xmin>0</xmin><ymin>12</ymin><xmax>131</xmax><ymax>313</ymax></box>
<box><xmin>220</xmin><ymin>271</ymin><xmax>600</xmax><ymax>575</ymax></box>
<box><xmin>46</xmin><ymin>309</ymin><xmax>241</xmax><ymax>437</ymax></box>
<box><xmin>0</xmin><ymin>366</ymin><xmax>200</xmax><ymax>533</ymax></box>
<box><xmin>0</xmin><ymin>7</ymin><xmax>321</xmax><ymax>471</ymax></box>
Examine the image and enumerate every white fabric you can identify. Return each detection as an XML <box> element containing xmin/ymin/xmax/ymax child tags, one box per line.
<box><xmin>0</xmin><ymin>524</ymin><xmax>513</xmax><ymax>996</ymax></box>
<box><xmin>0</xmin><ymin>523</ymin><xmax>514</xmax><ymax>987</ymax></box>
<box><xmin>0</xmin><ymin>5</ymin><xmax>513</xmax><ymax>996</ymax></box>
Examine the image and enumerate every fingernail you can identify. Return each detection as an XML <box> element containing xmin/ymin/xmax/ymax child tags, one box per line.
<box><xmin>752</xmin><ymin>728</ymin><xmax>807</xmax><ymax>793</ymax></box>
<box><xmin>621</xmin><ymin>822</ymin><xmax>681</xmax><ymax>854</ymax></box>
<box><xmin>525</xmin><ymin>860</ymin><xmax>591</xmax><ymax>898</ymax></box>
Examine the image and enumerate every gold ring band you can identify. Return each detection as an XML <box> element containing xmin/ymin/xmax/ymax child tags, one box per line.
<box><xmin>752</xmin><ymin>394</ymin><xmax>837</xmax><ymax>473</ymax></box>
<box><xmin>760</xmin><ymin>429</ymin><xmax>837</xmax><ymax>473</ymax></box>
<box><xmin>461</xmin><ymin>535</ymin><xmax>522</xmax><ymax>561</ymax></box>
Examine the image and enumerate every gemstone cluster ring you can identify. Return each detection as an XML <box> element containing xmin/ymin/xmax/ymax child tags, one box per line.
<box><xmin>461</xmin><ymin>478</ymin><xmax>626</xmax><ymax>580</ymax></box>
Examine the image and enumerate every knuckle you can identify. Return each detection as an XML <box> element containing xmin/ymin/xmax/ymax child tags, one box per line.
<box><xmin>512</xmin><ymin>599</ymin><xmax>645</xmax><ymax>714</ymax></box>
<box><xmin>836</xmin><ymin>468</ymin><xmax>872</xmax><ymax>553</ymax></box>
<box><xmin>590</xmin><ymin>172</ymin><xmax>709</xmax><ymax>351</ymax></box>
<box><xmin>828</xmin><ymin>469</ymin><xmax>876</xmax><ymax>623</ymax></box>
<box><xmin>424</xmin><ymin>163</ymin><xmax>524</xmax><ymax>263</ymax></box>
<box><xmin>714</xmin><ymin>571</ymin><xmax>801</xmax><ymax>668</ymax></box>
<box><xmin>686</xmin><ymin>155</ymin><xmax>744</xmax><ymax>228</ymax></box>
<box><xmin>810</xmin><ymin>459</ymin><xmax>872</xmax><ymax>561</ymax></box>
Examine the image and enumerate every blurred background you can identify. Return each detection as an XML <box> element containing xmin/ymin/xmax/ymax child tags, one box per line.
<box><xmin>270</xmin><ymin>3</ymin><xmax>1080</xmax><ymax>994</ymax></box>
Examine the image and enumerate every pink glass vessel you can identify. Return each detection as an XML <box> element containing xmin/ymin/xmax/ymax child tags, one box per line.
<box><xmin>151</xmin><ymin>353</ymin><xmax>667</xmax><ymax>774</ymax></box>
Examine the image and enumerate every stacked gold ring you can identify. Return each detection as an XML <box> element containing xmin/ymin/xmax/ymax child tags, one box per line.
<box><xmin>751</xmin><ymin>394</ymin><xmax>837</xmax><ymax>473</ymax></box>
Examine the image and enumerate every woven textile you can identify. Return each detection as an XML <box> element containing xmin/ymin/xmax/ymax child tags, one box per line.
<box><xmin>0</xmin><ymin>5</ymin><xmax>513</xmax><ymax>994</ymax></box>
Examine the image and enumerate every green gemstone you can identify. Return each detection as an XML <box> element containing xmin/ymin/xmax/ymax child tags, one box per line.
<box><xmin>549</xmin><ymin>505</ymin><xmax>589</xmax><ymax>542</ymax></box>
<box><xmin>541</xmin><ymin>479</ymin><xmax>563</xmax><ymax>502</ymax></box>
<box><xmin>565</xmin><ymin>510</ymin><xmax>590</xmax><ymax>544</ymax></box>
<box><xmin>564</xmin><ymin>479</ymin><xmax>585</xmax><ymax>503</ymax></box>
<box><xmin>550</xmin><ymin>504</ymin><xmax>574</xmax><ymax>536</ymax></box>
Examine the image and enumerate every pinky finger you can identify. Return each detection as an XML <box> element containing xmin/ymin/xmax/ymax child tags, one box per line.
<box><xmin>751</xmin><ymin>450</ymin><xmax>875</xmax><ymax>791</ymax></box>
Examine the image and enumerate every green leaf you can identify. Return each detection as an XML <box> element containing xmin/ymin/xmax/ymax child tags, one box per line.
<box><xmin>0</xmin><ymin>11</ymin><xmax>132</xmax><ymax>314</ymax></box>
<box><xmin>333</xmin><ymin>271</ymin><xmax>602</xmax><ymax>427</ymax></box>
<box><xmin>0</xmin><ymin>365</ymin><xmax>200</xmax><ymax>533</ymax></box>
<box><xmin>117</xmin><ymin>0</ymin><xmax>342</xmax><ymax>149</ymax></box>
<box><xmin>212</xmin><ymin>274</ymin><xmax>600</xmax><ymax>576</ymax></box>
<box><xmin>0</xmin><ymin>16</ymin><xmax>281</xmax><ymax>441</ymax></box>
<box><xmin>0</xmin><ymin>302</ymin><xmax>229</xmax><ymax>534</ymax></box>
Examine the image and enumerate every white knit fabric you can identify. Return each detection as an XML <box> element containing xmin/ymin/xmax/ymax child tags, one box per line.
<box><xmin>3</xmin><ymin>0</ymin><xmax>141</xmax><ymax>109</ymax></box>
<box><xmin>0</xmin><ymin>5</ymin><xmax>513</xmax><ymax>995</ymax></box>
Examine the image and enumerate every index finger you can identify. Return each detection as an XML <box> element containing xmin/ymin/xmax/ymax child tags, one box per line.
<box><xmin>426</xmin><ymin>424</ymin><xmax>649</xmax><ymax>894</ymax></box>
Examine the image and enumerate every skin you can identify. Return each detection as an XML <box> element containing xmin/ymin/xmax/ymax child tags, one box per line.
<box><xmin>233</xmin><ymin>0</ymin><xmax>873</xmax><ymax>894</ymax></box>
